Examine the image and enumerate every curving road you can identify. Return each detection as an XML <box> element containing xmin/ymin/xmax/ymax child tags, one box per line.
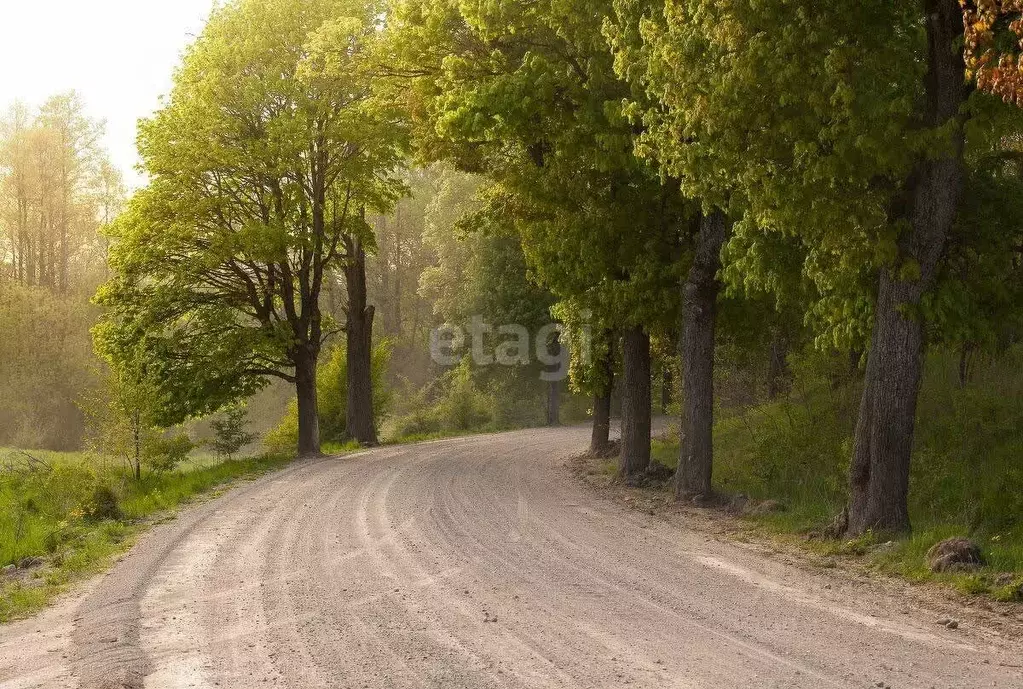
<box><xmin>1</xmin><ymin>426</ymin><xmax>1021</xmax><ymax>689</ymax></box>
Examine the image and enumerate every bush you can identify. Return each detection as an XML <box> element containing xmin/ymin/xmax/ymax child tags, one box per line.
<box><xmin>88</xmin><ymin>485</ymin><xmax>122</xmax><ymax>522</ymax></box>
<box><xmin>264</xmin><ymin>401</ymin><xmax>300</xmax><ymax>455</ymax></box>
<box><xmin>433</xmin><ymin>360</ymin><xmax>493</xmax><ymax>431</ymax></box>
<box><xmin>143</xmin><ymin>433</ymin><xmax>194</xmax><ymax>473</ymax></box>
<box><xmin>385</xmin><ymin>359</ymin><xmax>586</xmax><ymax>442</ymax></box>
<box><xmin>387</xmin><ymin>359</ymin><xmax>501</xmax><ymax>440</ymax></box>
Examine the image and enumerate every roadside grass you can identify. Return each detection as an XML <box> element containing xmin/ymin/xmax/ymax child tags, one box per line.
<box><xmin>649</xmin><ymin>346</ymin><xmax>1023</xmax><ymax>601</ymax></box>
<box><xmin>0</xmin><ymin>450</ymin><xmax>293</xmax><ymax>623</ymax></box>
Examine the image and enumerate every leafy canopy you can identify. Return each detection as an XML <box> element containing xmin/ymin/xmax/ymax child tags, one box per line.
<box><xmin>95</xmin><ymin>0</ymin><xmax>406</xmax><ymax>424</ymax></box>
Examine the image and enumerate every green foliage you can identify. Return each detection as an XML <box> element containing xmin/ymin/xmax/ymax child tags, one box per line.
<box><xmin>553</xmin><ymin>298</ymin><xmax>627</xmax><ymax>401</ymax></box>
<box><xmin>385</xmin><ymin>0</ymin><xmax>688</xmax><ymax>341</ymax></box>
<box><xmin>609</xmin><ymin>0</ymin><xmax>929</xmax><ymax>348</ymax></box>
<box><xmin>265</xmin><ymin>341</ymin><xmax>392</xmax><ymax>453</ymax></box>
<box><xmin>386</xmin><ymin>355</ymin><xmax>590</xmax><ymax>443</ymax></box>
<box><xmin>81</xmin><ymin>367</ymin><xmax>153</xmax><ymax>472</ymax></box>
<box><xmin>609</xmin><ymin>0</ymin><xmax>1023</xmax><ymax>355</ymax></box>
<box><xmin>387</xmin><ymin>359</ymin><xmax>496</xmax><ymax>440</ymax></box>
<box><xmin>94</xmin><ymin>0</ymin><xmax>406</xmax><ymax>429</ymax></box>
<box><xmin>430</xmin><ymin>359</ymin><xmax>494</xmax><ymax>433</ymax></box>
<box><xmin>208</xmin><ymin>406</ymin><xmax>257</xmax><ymax>460</ymax></box>
<box><xmin>88</xmin><ymin>485</ymin><xmax>121</xmax><ymax>522</ymax></box>
<box><xmin>925</xmin><ymin>158</ymin><xmax>1023</xmax><ymax>351</ymax></box>
<box><xmin>80</xmin><ymin>366</ymin><xmax>196</xmax><ymax>478</ymax></box>
<box><xmin>263</xmin><ymin>407</ymin><xmax>301</xmax><ymax>457</ymax></box>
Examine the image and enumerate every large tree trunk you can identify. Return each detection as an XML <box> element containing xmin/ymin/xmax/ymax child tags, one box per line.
<box><xmin>676</xmin><ymin>210</ymin><xmax>729</xmax><ymax>501</ymax></box>
<box><xmin>846</xmin><ymin>0</ymin><xmax>968</xmax><ymax>537</ymax></box>
<box><xmin>619</xmin><ymin>326</ymin><xmax>651</xmax><ymax>478</ymax></box>
<box><xmin>295</xmin><ymin>346</ymin><xmax>321</xmax><ymax>457</ymax></box>
<box><xmin>589</xmin><ymin>337</ymin><xmax>615</xmax><ymax>456</ymax></box>
<box><xmin>346</xmin><ymin>235</ymin><xmax>378</xmax><ymax>446</ymax></box>
<box><xmin>590</xmin><ymin>392</ymin><xmax>613</xmax><ymax>456</ymax></box>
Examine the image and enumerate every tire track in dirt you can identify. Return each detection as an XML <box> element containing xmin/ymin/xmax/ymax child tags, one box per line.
<box><xmin>2</xmin><ymin>427</ymin><xmax>1021</xmax><ymax>689</ymax></box>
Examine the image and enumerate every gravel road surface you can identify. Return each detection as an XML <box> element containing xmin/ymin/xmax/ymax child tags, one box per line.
<box><xmin>1</xmin><ymin>426</ymin><xmax>1020</xmax><ymax>688</ymax></box>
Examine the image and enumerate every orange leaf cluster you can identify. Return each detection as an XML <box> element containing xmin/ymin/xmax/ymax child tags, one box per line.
<box><xmin>962</xmin><ymin>0</ymin><xmax>1023</xmax><ymax>105</ymax></box>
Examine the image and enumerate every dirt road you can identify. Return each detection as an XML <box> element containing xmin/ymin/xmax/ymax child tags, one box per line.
<box><xmin>1</xmin><ymin>427</ymin><xmax>1020</xmax><ymax>689</ymax></box>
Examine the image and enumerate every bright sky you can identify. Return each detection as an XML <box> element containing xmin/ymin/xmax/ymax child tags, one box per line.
<box><xmin>0</xmin><ymin>0</ymin><xmax>217</xmax><ymax>188</ymax></box>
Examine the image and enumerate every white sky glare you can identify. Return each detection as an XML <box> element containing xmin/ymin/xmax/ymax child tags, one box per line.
<box><xmin>0</xmin><ymin>0</ymin><xmax>217</xmax><ymax>188</ymax></box>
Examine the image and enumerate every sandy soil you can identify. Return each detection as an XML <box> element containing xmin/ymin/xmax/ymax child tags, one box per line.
<box><xmin>1</xmin><ymin>426</ymin><xmax>1021</xmax><ymax>689</ymax></box>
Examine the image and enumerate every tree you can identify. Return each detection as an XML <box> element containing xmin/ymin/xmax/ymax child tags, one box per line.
<box><xmin>383</xmin><ymin>0</ymin><xmax>687</xmax><ymax>477</ymax></box>
<box><xmin>611</xmin><ymin>0</ymin><xmax>930</xmax><ymax>521</ymax></box>
<box><xmin>265</xmin><ymin>340</ymin><xmax>392</xmax><ymax>452</ymax></box>
<box><xmin>556</xmin><ymin>301</ymin><xmax>617</xmax><ymax>456</ymax></box>
<box><xmin>209</xmin><ymin>405</ymin><xmax>257</xmax><ymax>460</ymax></box>
<box><xmin>419</xmin><ymin>177</ymin><xmax>564</xmax><ymax>424</ymax></box>
<box><xmin>82</xmin><ymin>365</ymin><xmax>163</xmax><ymax>480</ymax></box>
<box><xmin>365</xmin><ymin>168</ymin><xmax>441</xmax><ymax>354</ymax></box>
<box><xmin>612</xmin><ymin>0</ymin><xmax>1023</xmax><ymax>532</ymax></box>
<box><xmin>0</xmin><ymin>94</ymin><xmax>109</xmax><ymax>293</ymax></box>
<box><xmin>677</xmin><ymin>211</ymin><xmax>729</xmax><ymax>499</ymax></box>
<box><xmin>95</xmin><ymin>0</ymin><xmax>405</xmax><ymax>456</ymax></box>
<box><xmin>844</xmin><ymin>1</ymin><xmax>971</xmax><ymax>534</ymax></box>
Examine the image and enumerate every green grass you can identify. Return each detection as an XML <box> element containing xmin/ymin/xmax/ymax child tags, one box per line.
<box><xmin>0</xmin><ymin>450</ymin><xmax>293</xmax><ymax>622</ymax></box>
<box><xmin>650</xmin><ymin>346</ymin><xmax>1023</xmax><ymax>600</ymax></box>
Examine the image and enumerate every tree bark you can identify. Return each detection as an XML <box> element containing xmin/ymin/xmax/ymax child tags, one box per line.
<box><xmin>619</xmin><ymin>326</ymin><xmax>651</xmax><ymax>478</ymax></box>
<box><xmin>132</xmin><ymin>411</ymin><xmax>142</xmax><ymax>481</ymax></box>
<box><xmin>547</xmin><ymin>331</ymin><xmax>562</xmax><ymax>426</ymax></box>
<box><xmin>676</xmin><ymin>210</ymin><xmax>728</xmax><ymax>501</ymax></box>
<box><xmin>767</xmin><ymin>328</ymin><xmax>790</xmax><ymax>400</ymax></box>
<box><xmin>590</xmin><ymin>392</ymin><xmax>613</xmax><ymax>456</ymax></box>
<box><xmin>294</xmin><ymin>345</ymin><xmax>321</xmax><ymax>457</ymax></box>
<box><xmin>547</xmin><ymin>380</ymin><xmax>561</xmax><ymax>427</ymax></box>
<box><xmin>846</xmin><ymin>0</ymin><xmax>968</xmax><ymax>537</ymax></box>
<box><xmin>589</xmin><ymin>337</ymin><xmax>615</xmax><ymax>456</ymax></box>
<box><xmin>346</xmin><ymin>235</ymin><xmax>378</xmax><ymax>446</ymax></box>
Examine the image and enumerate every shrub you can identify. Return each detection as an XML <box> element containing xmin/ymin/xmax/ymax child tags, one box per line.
<box><xmin>264</xmin><ymin>401</ymin><xmax>300</xmax><ymax>455</ymax></box>
<box><xmin>433</xmin><ymin>360</ymin><xmax>493</xmax><ymax>431</ymax></box>
<box><xmin>143</xmin><ymin>433</ymin><xmax>194</xmax><ymax>473</ymax></box>
<box><xmin>387</xmin><ymin>359</ymin><xmax>500</xmax><ymax>440</ymax></box>
<box><xmin>88</xmin><ymin>485</ymin><xmax>122</xmax><ymax>522</ymax></box>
